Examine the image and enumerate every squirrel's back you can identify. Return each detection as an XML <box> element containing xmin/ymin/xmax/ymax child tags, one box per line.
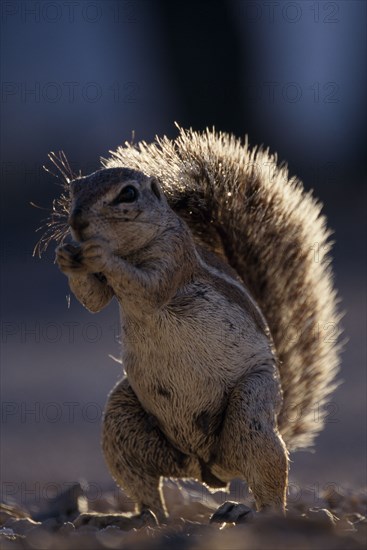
<box><xmin>103</xmin><ymin>126</ymin><xmax>341</xmax><ymax>450</ymax></box>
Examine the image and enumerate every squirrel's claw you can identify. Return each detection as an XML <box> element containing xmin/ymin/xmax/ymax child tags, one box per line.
<box><xmin>79</xmin><ymin>238</ymin><xmax>110</xmax><ymax>274</ymax></box>
<box><xmin>55</xmin><ymin>239</ymin><xmax>110</xmax><ymax>275</ymax></box>
<box><xmin>55</xmin><ymin>243</ymin><xmax>86</xmax><ymax>274</ymax></box>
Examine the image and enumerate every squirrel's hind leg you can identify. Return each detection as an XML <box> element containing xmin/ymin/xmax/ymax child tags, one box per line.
<box><xmin>102</xmin><ymin>378</ymin><xmax>201</xmax><ymax>522</ymax></box>
<box><xmin>213</xmin><ymin>368</ymin><xmax>289</xmax><ymax>517</ymax></box>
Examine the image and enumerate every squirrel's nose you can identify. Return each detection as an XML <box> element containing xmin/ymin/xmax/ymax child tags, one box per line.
<box><xmin>68</xmin><ymin>208</ymin><xmax>89</xmax><ymax>231</ymax></box>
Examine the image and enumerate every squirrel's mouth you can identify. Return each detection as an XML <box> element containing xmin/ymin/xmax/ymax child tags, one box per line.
<box><xmin>68</xmin><ymin>208</ymin><xmax>90</xmax><ymax>242</ymax></box>
<box><xmin>69</xmin><ymin>226</ymin><xmax>88</xmax><ymax>244</ymax></box>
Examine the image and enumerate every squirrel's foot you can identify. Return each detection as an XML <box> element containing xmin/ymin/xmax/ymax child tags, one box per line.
<box><xmin>210</xmin><ymin>501</ymin><xmax>255</xmax><ymax>525</ymax></box>
<box><xmin>78</xmin><ymin>238</ymin><xmax>110</xmax><ymax>274</ymax></box>
<box><xmin>56</xmin><ymin>243</ymin><xmax>87</xmax><ymax>275</ymax></box>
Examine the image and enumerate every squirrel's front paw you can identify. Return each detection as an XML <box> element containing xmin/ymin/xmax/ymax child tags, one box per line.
<box><xmin>79</xmin><ymin>238</ymin><xmax>110</xmax><ymax>274</ymax></box>
<box><xmin>56</xmin><ymin>243</ymin><xmax>87</xmax><ymax>275</ymax></box>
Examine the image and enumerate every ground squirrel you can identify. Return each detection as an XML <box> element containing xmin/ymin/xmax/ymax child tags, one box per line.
<box><xmin>38</xmin><ymin>127</ymin><xmax>341</xmax><ymax>523</ymax></box>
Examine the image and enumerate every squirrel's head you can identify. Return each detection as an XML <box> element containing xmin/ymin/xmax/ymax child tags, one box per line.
<box><xmin>68</xmin><ymin>167</ymin><xmax>171</xmax><ymax>255</ymax></box>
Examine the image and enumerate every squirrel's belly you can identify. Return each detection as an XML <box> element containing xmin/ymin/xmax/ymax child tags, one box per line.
<box><xmin>126</xmin><ymin>364</ymin><xmax>226</xmax><ymax>459</ymax></box>
<box><xmin>121</xmin><ymin>303</ymin><xmax>272</xmax><ymax>458</ymax></box>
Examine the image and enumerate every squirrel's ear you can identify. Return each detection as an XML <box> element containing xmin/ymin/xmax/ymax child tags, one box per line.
<box><xmin>150</xmin><ymin>177</ymin><xmax>162</xmax><ymax>201</ymax></box>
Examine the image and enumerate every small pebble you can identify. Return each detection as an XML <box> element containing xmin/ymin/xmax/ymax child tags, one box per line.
<box><xmin>5</xmin><ymin>518</ymin><xmax>40</xmax><ymax>535</ymax></box>
<box><xmin>58</xmin><ymin>521</ymin><xmax>76</xmax><ymax>535</ymax></box>
<box><xmin>0</xmin><ymin>527</ymin><xmax>16</xmax><ymax>538</ymax></box>
<box><xmin>306</xmin><ymin>507</ymin><xmax>338</xmax><ymax>528</ymax></box>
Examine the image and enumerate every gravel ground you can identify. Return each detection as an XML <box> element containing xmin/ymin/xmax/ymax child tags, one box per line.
<box><xmin>1</xmin><ymin>480</ymin><xmax>366</xmax><ymax>550</ymax></box>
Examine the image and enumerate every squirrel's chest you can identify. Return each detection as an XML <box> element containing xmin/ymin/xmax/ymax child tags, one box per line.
<box><xmin>120</xmin><ymin>289</ymin><xmax>250</xmax><ymax>388</ymax></box>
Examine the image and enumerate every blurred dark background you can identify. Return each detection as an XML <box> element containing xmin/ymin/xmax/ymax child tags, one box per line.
<box><xmin>1</xmin><ymin>0</ymin><xmax>366</xmax><ymax>509</ymax></box>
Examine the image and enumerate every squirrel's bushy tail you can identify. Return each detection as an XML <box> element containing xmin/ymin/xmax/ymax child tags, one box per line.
<box><xmin>104</xmin><ymin>126</ymin><xmax>341</xmax><ymax>450</ymax></box>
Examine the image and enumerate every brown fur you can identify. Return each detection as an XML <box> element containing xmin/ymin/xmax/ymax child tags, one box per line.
<box><xmin>48</xmin><ymin>126</ymin><xmax>341</xmax><ymax>520</ymax></box>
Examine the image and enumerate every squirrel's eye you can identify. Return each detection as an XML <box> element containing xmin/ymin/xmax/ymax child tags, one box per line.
<box><xmin>112</xmin><ymin>185</ymin><xmax>138</xmax><ymax>204</ymax></box>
